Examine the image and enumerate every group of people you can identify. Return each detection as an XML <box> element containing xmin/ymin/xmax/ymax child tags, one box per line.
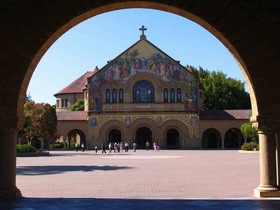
<box><xmin>146</xmin><ymin>141</ymin><xmax>160</xmax><ymax>151</ymax></box>
<box><xmin>75</xmin><ymin>140</ymin><xmax>160</xmax><ymax>153</ymax></box>
<box><xmin>75</xmin><ymin>143</ymin><xmax>85</xmax><ymax>152</ymax></box>
<box><xmin>95</xmin><ymin>142</ymin><xmax>130</xmax><ymax>154</ymax></box>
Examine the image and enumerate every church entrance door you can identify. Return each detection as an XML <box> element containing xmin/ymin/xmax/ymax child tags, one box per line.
<box><xmin>136</xmin><ymin>127</ymin><xmax>152</xmax><ymax>149</ymax></box>
<box><xmin>208</xmin><ymin>133</ymin><xmax>219</xmax><ymax>148</ymax></box>
<box><xmin>109</xmin><ymin>129</ymin><xmax>122</xmax><ymax>143</ymax></box>
<box><xmin>166</xmin><ymin>129</ymin><xmax>179</xmax><ymax>149</ymax></box>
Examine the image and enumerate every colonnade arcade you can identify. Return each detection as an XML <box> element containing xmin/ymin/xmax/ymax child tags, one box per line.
<box><xmin>98</xmin><ymin>117</ymin><xmax>188</xmax><ymax>150</ymax></box>
<box><xmin>0</xmin><ymin>0</ymin><xmax>280</xmax><ymax>199</ymax></box>
<box><xmin>201</xmin><ymin>128</ymin><xmax>244</xmax><ymax>149</ymax></box>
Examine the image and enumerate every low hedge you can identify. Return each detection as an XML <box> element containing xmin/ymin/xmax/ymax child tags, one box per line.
<box><xmin>241</xmin><ymin>142</ymin><xmax>259</xmax><ymax>151</ymax></box>
<box><xmin>51</xmin><ymin>142</ymin><xmax>64</xmax><ymax>149</ymax></box>
<box><xmin>17</xmin><ymin>144</ymin><xmax>36</xmax><ymax>153</ymax></box>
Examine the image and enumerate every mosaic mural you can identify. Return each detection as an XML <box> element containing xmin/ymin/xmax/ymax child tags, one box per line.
<box><xmin>88</xmin><ymin>39</ymin><xmax>198</xmax><ymax>112</ymax></box>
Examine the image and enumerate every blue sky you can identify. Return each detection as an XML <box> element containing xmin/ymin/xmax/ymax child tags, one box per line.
<box><xmin>27</xmin><ymin>9</ymin><xmax>245</xmax><ymax>104</ymax></box>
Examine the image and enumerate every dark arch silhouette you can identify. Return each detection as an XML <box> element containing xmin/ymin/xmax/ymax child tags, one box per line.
<box><xmin>108</xmin><ymin>129</ymin><xmax>122</xmax><ymax>143</ymax></box>
<box><xmin>224</xmin><ymin>128</ymin><xmax>243</xmax><ymax>149</ymax></box>
<box><xmin>202</xmin><ymin>128</ymin><xmax>221</xmax><ymax>149</ymax></box>
<box><xmin>67</xmin><ymin>129</ymin><xmax>86</xmax><ymax>148</ymax></box>
<box><xmin>166</xmin><ymin>129</ymin><xmax>179</xmax><ymax>149</ymax></box>
<box><xmin>136</xmin><ymin>127</ymin><xmax>152</xmax><ymax>149</ymax></box>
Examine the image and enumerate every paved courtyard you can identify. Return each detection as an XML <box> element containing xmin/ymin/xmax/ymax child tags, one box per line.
<box><xmin>16</xmin><ymin>150</ymin><xmax>260</xmax><ymax>199</ymax></box>
<box><xmin>2</xmin><ymin>150</ymin><xmax>280</xmax><ymax>209</ymax></box>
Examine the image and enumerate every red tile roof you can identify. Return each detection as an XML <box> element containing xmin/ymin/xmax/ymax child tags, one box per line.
<box><xmin>200</xmin><ymin>110</ymin><xmax>251</xmax><ymax>120</ymax></box>
<box><xmin>54</xmin><ymin>68</ymin><xmax>98</xmax><ymax>96</ymax></box>
<box><xmin>57</xmin><ymin>111</ymin><xmax>88</xmax><ymax>121</ymax></box>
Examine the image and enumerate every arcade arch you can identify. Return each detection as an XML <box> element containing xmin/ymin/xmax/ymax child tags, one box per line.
<box><xmin>98</xmin><ymin>120</ymin><xmax>126</xmax><ymax>144</ymax></box>
<box><xmin>0</xmin><ymin>1</ymin><xmax>279</xmax><ymax>199</ymax></box>
<box><xmin>166</xmin><ymin>129</ymin><xmax>180</xmax><ymax>149</ymax></box>
<box><xmin>202</xmin><ymin>128</ymin><xmax>222</xmax><ymax>149</ymax></box>
<box><xmin>224</xmin><ymin>128</ymin><xmax>243</xmax><ymax>149</ymax></box>
<box><xmin>67</xmin><ymin>129</ymin><xmax>86</xmax><ymax>148</ymax></box>
<box><xmin>136</xmin><ymin>127</ymin><xmax>152</xmax><ymax>149</ymax></box>
<box><xmin>108</xmin><ymin>129</ymin><xmax>122</xmax><ymax>143</ymax></box>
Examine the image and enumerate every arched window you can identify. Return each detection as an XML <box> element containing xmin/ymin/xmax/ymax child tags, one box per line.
<box><xmin>177</xmin><ymin>88</ymin><xmax>181</xmax><ymax>102</ymax></box>
<box><xmin>170</xmin><ymin>88</ymin><xmax>175</xmax><ymax>102</ymax></box>
<box><xmin>133</xmin><ymin>80</ymin><xmax>154</xmax><ymax>103</ymax></box>
<box><xmin>119</xmin><ymin>89</ymin><xmax>124</xmax><ymax>103</ymax></box>
<box><xmin>112</xmin><ymin>89</ymin><xmax>117</xmax><ymax>103</ymax></box>
<box><xmin>106</xmin><ymin>89</ymin><xmax>110</xmax><ymax>103</ymax></box>
<box><xmin>164</xmin><ymin>88</ymin><xmax>168</xmax><ymax>103</ymax></box>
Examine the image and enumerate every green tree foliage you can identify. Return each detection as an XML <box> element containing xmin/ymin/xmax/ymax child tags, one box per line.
<box><xmin>18</xmin><ymin>102</ymin><xmax>57</xmax><ymax>147</ymax></box>
<box><xmin>241</xmin><ymin>122</ymin><xmax>259</xmax><ymax>143</ymax></box>
<box><xmin>69</xmin><ymin>99</ymin><xmax>84</xmax><ymax>111</ymax></box>
<box><xmin>25</xmin><ymin>93</ymin><xmax>34</xmax><ymax>103</ymax></box>
<box><xmin>194</xmin><ymin>66</ymin><xmax>251</xmax><ymax>110</ymax></box>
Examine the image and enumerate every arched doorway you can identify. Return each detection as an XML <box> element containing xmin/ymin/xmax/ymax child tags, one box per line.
<box><xmin>136</xmin><ymin>127</ymin><xmax>152</xmax><ymax>149</ymax></box>
<box><xmin>67</xmin><ymin>129</ymin><xmax>86</xmax><ymax>149</ymax></box>
<box><xmin>166</xmin><ymin>129</ymin><xmax>179</xmax><ymax>149</ymax></box>
<box><xmin>202</xmin><ymin>128</ymin><xmax>221</xmax><ymax>149</ymax></box>
<box><xmin>224</xmin><ymin>128</ymin><xmax>243</xmax><ymax>149</ymax></box>
<box><xmin>108</xmin><ymin>129</ymin><xmax>122</xmax><ymax>143</ymax></box>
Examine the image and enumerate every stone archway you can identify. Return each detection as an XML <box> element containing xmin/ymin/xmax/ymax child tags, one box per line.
<box><xmin>202</xmin><ymin>128</ymin><xmax>222</xmax><ymax>149</ymax></box>
<box><xmin>1</xmin><ymin>1</ymin><xmax>280</xmax><ymax>199</ymax></box>
<box><xmin>166</xmin><ymin>129</ymin><xmax>179</xmax><ymax>149</ymax></box>
<box><xmin>224</xmin><ymin>128</ymin><xmax>243</xmax><ymax>149</ymax></box>
<box><xmin>136</xmin><ymin>127</ymin><xmax>152</xmax><ymax>149</ymax></box>
<box><xmin>108</xmin><ymin>129</ymin><xmax>122</xmax><ymax>143</ymax></box>
<box><xmin>67</xmin><ymin>129</ymin><xmax>86</xmax><ymax>149</ymax></box>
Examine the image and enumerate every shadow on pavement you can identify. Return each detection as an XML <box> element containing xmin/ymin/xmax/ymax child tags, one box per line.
<box><xmin>17</xmin><ymin>165</ymin><xmax>132</xmax><ymax>176</ymax></box>
<box><xmin>1</xmin><ymin>198</ymin><xmax>280</xmax><ymax>209</ymax></box>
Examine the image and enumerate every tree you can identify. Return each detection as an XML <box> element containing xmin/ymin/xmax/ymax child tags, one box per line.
<box><xmin>18</xmin><ymin>102</ymin><xmax>57</xmax><ymax>148</ymax></box>
<box><xmin>241</xmin><ymin>122</ymin><xmax>259</xmax><ymax>143</ymax></box>
<box><xmin>69</xmin><ymin>99</ymin><xmax>84</xmax><ymax>111</ymax></box>
<box><xmin>194</xmin><ymin>66</ymin><xmax>251</xmax><ymax>110</ymax></box>
<box><xmin>25</xmin><ymin>93</ymin><xmax>34</xmax><ymax>103</ymax></box>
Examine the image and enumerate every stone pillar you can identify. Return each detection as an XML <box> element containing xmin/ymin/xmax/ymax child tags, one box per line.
<box><xmin>253</xmin><ymin>115</ymin><xmax>280</xmax><ymax>197</ymax></box>
<box><xmin>276</xmin><ymin>130</ymin><xmax>280</xmax><ymax>187</ymax></box>
<box><xmin>0</xmin><ymin>117</ymin><xmax>22</xmax><ymax>200</ymax></box>
<box><xmin>221</xmin><ymin>138</ymin><xmax>225</xmax><ymax>149</ymax></box>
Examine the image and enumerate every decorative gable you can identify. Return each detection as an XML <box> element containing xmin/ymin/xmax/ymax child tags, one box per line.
<box><xmin>88</xmin><ymin>37</ymin><xmax>198</xmax><ymax>112</ymax></box>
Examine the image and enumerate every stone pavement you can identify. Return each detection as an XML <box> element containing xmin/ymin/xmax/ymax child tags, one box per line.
<box><xmin>2</xmin><ymin>150</ymin><xmax>280</xmax><ymax>209</ymax></box>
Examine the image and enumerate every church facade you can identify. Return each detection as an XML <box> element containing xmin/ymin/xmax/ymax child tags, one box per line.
<box><xmin>54</xmin><ymin>29</ymin><xmax>250</xmax><ymax>150</ymax></box>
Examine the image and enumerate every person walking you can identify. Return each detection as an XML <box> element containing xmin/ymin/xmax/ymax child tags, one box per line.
<box><xmin>81</xmin><ymin>143</ymin><xmax>85</xmax><ymax>152</ymax></box>
<box><xmin>146</xmin><ymin>141</ymin><xmax>150</xmax><ymax>151</ymax></box>
<box><xmin>95</xmin><ymin>145</ymin><xmax>98</xmax><ymax>153</ymax></box>
<box><xmin>109</xmin><ymin>142</ymin><xmax>112</xmax><ymax>153</ymax></box>
<box><xmin>133</xmin><ymin>142</ymin><xmax>137</xmax><ymax>152</ymax></box>
<box><xmin>75</xmin><ymin>142</ymin><xmax>79</xmax><ymax>152</ymax></box>
<box><xmin>124</xmin><ymin>142</ymin><xmax>129</xmax><ymax>152</ymax></box>
<box><xmin>153</xmin><ymin>142</ymin><xmax>157</xmax><ymax>151</ymax></box>
<box><xmin>102</xmin><ymin>143</ymin><xmax>106</xmax><ymax>154</ymax></box>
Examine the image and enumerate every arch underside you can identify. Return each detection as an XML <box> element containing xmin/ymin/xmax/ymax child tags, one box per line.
<box><xmin>1</xmin><ymin>1</ymin><xmax>279</xmax><ymax>124</ymax></box>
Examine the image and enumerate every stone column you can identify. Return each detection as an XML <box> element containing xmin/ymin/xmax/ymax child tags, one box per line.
<box><xmin>253</xmin><ymin>116</ymin><xmax>280</xmax><ymax>197</ymax></box>
<box><xmin>221</xmin><ymin>138</ymin><xmax>225</xmax><ymax>149</ymax></box>
<box><xmin>0</xmin><ymin>117</ymin><xmax>22</xmax><ymax>200</ymax></box>
<box><xmin>276</xmin><ymin>130</ymin><xmax>280</xmax><ymax>187</ymax></box>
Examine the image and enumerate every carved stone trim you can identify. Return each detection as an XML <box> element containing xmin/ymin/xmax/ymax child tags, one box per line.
<box><xmin>0</xmin><ymin>117</ymin><xmax>18</xmax><ymax>135</ymax></box>
<box><xmin>251</xmin><ymin>115</ymin><xmax>280</xmax><ymax>132</ymax></box>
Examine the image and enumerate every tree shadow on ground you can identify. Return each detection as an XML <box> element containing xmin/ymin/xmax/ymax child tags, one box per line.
<box><xmin>16</xmin><ymin>165</ymin><xmax>132</xmax><ymax>176</ymax></box>
<box><xmin>1</xmin><ymin>198</ymin><xmax>280</xmax><ymax>210</ymax></box>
